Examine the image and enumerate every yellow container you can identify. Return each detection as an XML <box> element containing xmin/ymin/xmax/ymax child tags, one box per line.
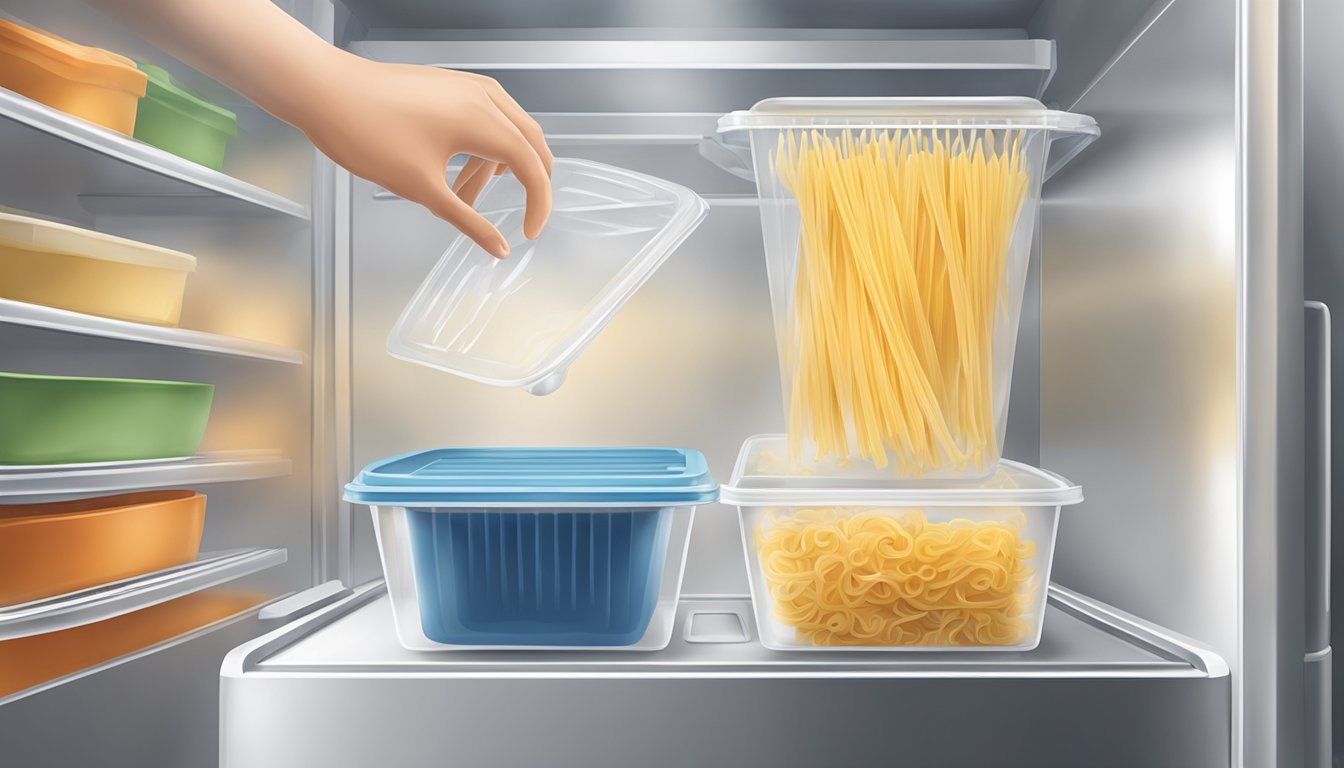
<box><xmin>0</xmin><ymin>18</ymin><xmax>146</xmax><ymax>135</ymax></box>
<box><xmin>0</xmin><ymin>212</ymin><xmax>195</xmax><ymax>326</ymax></box>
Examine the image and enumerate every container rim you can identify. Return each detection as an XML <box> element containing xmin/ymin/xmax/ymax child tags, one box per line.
<box><xmin>0</xmin><ymin>211</ymin><xmax>196</xmax><ymax>272</ymax></box>
<box><xmin>343</xmin><ymin>445</ymin><xmax>719</xmax><ymax>506</ymax></box>
<box><xmin>719</xmin><ymin>435</ymin><xmax>1083</xmax><ymax>507</ymax></box>
<box><xmin>0</xmin><ymin>371</ymin><xmax>213</xmax><ymax>389</ymax></box>
<box><xmin>716</xmin><ymin>96</ymin><xmax>1099</xmax><ymax>137</ymax></box>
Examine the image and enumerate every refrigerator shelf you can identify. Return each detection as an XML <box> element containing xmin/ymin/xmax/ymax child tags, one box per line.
<box><xmin>351</xmin><ymin>37</ymin><xmax>1057</xmax><ymax>112</ymax></box>
<box><xmin>221</xmin><ymin>581</ymin><xmax>1230</xmax><ymax>768</ymax></box>
<box><xmin>0</xmin><ymin>86</ymin><xmax>308</xmax><ymax>221</ymax></box>
<box><xmin>0</xmin><ymin>299</ymin><xmax>305</xmax><ymax>364</ymax></box>
<box><xmin>0</xmin><ymin>451</ymin><xmax>292</xmax><ymax>498</ymax></box>
<box><xmin>234</xmin><ymin>581</ymin><xmax>1226</xmax><ymax>678</ymax></box>
<box><xmin>353</xmin><ymin>37</ymin><xmax>1054</xmax><ymax>73</ymax></box>
<box><xmin>0</xmin><ymin>547</ymin><xmax>286</xmax><ymax>640</ymax></box>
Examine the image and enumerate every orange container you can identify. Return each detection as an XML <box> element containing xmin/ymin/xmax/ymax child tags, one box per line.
<box><xmin>0</xmin><ymin>589</ymin><xmax>265</xmax><ymax>698</ymax></box>
<box><xmin>0</xmin><ymin>18</ymin><xmax>146</xmax><ymax>135</ymax></box>
<box><xmin>0</xmin><ymin>490</ymin><xmax>205</xmax><ymax>606</ymax></box>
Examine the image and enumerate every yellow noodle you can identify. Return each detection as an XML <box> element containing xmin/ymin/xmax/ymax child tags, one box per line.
<box><xmin>754</xmin><ymin>508</ymin><xmax>1037</xmax><ymax>647</ymax></box>
<box><xmin>774</xmin><ymin>129</ymin><xmax>1030</xmax><ymax>475</ymax></box>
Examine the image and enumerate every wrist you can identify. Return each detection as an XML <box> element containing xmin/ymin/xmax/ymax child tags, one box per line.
<box><xmin>249</xmin><ymin>39</ymin><xmax>360</xmax><ymax>130</ymax></box>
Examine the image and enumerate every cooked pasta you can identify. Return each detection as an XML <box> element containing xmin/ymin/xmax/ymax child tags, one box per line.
<box><xmin>774</xmin><ymin>128</ymin><xmax>1031</xmax><ymax>475</ymax></box>
<box><xmin>754</xmin><ymin>508</ymin><xmax>1036</xmax><ymax>647</ymax></box>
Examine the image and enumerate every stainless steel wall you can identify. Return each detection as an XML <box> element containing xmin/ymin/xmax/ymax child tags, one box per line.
<box><xmin>1038</xmin><ymin>0</ymin><xmax>1241</xmax><ymax>682</ymax></box>
<box><xmin>1304</xmin><ymin>0</ymin><xmax>1344</xmax><ymax>755</ymax></box>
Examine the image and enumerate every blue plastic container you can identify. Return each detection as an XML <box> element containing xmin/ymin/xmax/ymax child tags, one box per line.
<box><xmin>345</xmin><ymin>447</ymin><xmax>717</xmax><ymax>650</ymax></box>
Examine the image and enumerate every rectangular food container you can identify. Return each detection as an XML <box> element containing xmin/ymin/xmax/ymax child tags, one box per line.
<box><xmin>0</xmin><ymin>490</ymin><xmax>205</xmax><ymax>606</ymax></box>
<box><xmin>134</xmin><ymin>63</ymin><xmax>238</xmax><ymax>170</ymax></box>
<box><xmin>720</xmin><ymin>435</ymin><xmax>1082</xmax><ymax>651</ymax></box>
<box><xmin>0</xmin><ymin>18</ymin><xmax>146</xmax><ymax>135</ymax></box>
<box><xmin>344</xmin><ymin>447</ymin><xmax>717</xmax><ymax>650</ymax></box>
<box><xmin>388</xmin><ymin>158</ymin><xmax>707</xmax><ymax>395</ymax></box>
<box><xmin>0</xmin><ymin>211</ymin><xmax>196</xmax><ymax>326</ymax></box>
<box><xmin>0</xmin><ymin>372</ymin><xmax>213</xmax><ymax>464</ymax></box>
<box><xmin>705</xmin><ymin>98</ymin><xmax>1098</xmax><ymax>480</ymax></box>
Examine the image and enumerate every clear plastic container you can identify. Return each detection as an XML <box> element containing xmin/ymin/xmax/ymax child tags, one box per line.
<box><xmin>344</xmin><ymin>447</ymin><xmax>718</xmax><ymax>650</ymax></box>
<box><xmin>720</xmin><ymin>435</ymin><xmax>1082</xmax><ymax>651</ymax></box>
<box><xmin>388</xmin><ymin>158</ymin><xmax>708</xmax><ymax>395</ymax></box>
<box><xmin>706</xmin><ymin>98</ymin><xmax>1099</xmax><ymax>479</ymax></box>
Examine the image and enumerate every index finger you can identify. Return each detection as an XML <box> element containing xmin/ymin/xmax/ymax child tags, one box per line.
<box><xmin>475</xmin><ymin>114</ymin><xmax>551</xmax><ymax>240</ymax></box>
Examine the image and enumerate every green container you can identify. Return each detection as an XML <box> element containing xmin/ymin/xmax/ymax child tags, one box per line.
<box><xmin>0</xmin><ymin>372</ymin><xmax>214</xmax><ymax>464</ymax></box>
<box><xmin>132</xmin><ymin>63</ymin><xmax>237</xmax><ymax>171</ymax></box>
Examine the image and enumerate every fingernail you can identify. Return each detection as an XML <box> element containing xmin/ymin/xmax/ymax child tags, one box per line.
<box><xmin>495</xmin><ymin>239</ymin><xmax>510</xmax><ymax>258</ymax></box>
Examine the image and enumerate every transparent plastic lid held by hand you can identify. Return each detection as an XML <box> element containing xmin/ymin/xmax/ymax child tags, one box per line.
<box><xmin>388</xmin><ymin>158</ymin><xmax>708</xmax><ymax>395</ymax></box>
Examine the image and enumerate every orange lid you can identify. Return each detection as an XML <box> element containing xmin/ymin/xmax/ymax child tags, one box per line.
<box><xmin>0</xmin><ymin>18</ymin><xmax>146</xmax><ymax>95</ymax></box>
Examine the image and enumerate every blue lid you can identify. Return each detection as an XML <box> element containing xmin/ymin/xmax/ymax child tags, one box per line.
<box><xmin>344</xmin><ymin>447</ymin><xmax>718</xmax><ymax>507</ymax></box>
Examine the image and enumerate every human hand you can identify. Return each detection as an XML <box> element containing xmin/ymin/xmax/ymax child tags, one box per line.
<box><xmin>297</xmin><ymin>57</ymin><xmax>553</xmax><ymax>258</ymax></box>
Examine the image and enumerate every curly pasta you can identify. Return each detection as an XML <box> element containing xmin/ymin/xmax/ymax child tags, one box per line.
<box><xmin>754</xmin><ymin>508</ymin><xmax>1036</xmax><ymax>647</ymax></box>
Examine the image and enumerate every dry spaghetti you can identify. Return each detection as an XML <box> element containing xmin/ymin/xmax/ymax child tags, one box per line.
<box><xmin>774</xmin><ymin>128</ymin><xmax>1031</xmax><ymax>475</ymax></box>
<box><xmin>754</xmin><ymin>508</ymin><xmax>1036</xmax><ymax>647</ymax></box>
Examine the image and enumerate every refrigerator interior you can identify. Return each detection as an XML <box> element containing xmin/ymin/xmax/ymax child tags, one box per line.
<box><xmin>0</xmin><ymin>0</ymin><xmax>1317</xmax><ymax>766</ymax></box>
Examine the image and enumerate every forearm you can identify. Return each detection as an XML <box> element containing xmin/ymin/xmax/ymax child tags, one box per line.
<box><xmin>85</xmin><ymin>0</ymin><xmax>351</xmax><ymax>127</ymax></box>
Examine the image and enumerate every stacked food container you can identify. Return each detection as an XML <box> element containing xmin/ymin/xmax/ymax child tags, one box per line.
<box><xmin>713</xmin><ymin>97</ymin><xmax>1097</xmax><ymax>650</ymax></box>
<box><xmin>346</xmin><ymin>99</ymin><xmax>1099</xmax><ymax>653</ymax></box>
<box><xmin>347</xmin><ymin>159</ymin><xmax>717</xmax><ymax>649</ymax></box>
<box><xmin>0</xmin><ymin>211</ymin><xmax>214</xmax><ymax>619</ymax></box>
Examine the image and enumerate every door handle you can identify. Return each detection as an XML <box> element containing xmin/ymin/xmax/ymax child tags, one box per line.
<box><xmin>1305</xmin><ymin>300</ymin><xmax>1331</xmax><ymax>652</ymax></box>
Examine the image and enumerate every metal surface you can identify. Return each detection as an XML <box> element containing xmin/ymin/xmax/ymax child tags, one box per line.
<box><xmin>1038</xmin><ymin>0</ymin><xmax>1245</xmax><ymax>757</ymax></box>
<box><xmin>0</xmin><ymin>602</ymin><xmax>277</xmax><ymax>768</ymax></box>
<box><xmin>1302</xmin><ymin>0</ymin><xmax>1344</xmax><ymax>754</ymax></box>
<box><xmin>1307</xmin><ymin>302</ymin><xmax>1332</xmax><ymax>652</ymax></box>
<box><xmin>353</xmin><ymin>37</ymin><xmax>1053</xmax><ymax>69</ymax></box>
<box><xmin>244</xmin><ymin>583</ymin><xmax>1225</xmax><ymax>677</ymax></box>
<box><xmin>222</xmin><ymin>581</ymin><xmax>1229</xmax><ymax>767</ymax></box>
<box><xmin>0</xmin><ymin>299</ymin><xmax>304</xmax><ymax>364</ymax></box>
<box><xmin>353</xmin><ymin>35</ymin><xmax>1056</xmax><ymax>111</ymax></box>
<box><xmin>0</xmin><ymin>549</ymin><xmax>286</xmax><ymax>640</ymax></box>
<box><xmin>1306</xmin><ymin>647</ymin><xmax>1333</xmax><ymax>768</ymax></box>
<box><xmin>343</xmin><ymin>0</ymin><xmax>1048</xmax><ymax>31</ymax></box>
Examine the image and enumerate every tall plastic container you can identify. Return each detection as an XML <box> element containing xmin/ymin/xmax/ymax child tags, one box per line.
<box><xmin>707</xmin><ymin>98</ymin><xmax>1099</xmax><ymax>479</ymax></box>
<box><xmin>345</xmin><ymin>447</ymin><xmax>718</xmax><ymax>650</ymax></box>
<box><xmin>720</xmin><ymin>435</ymin><xmax>1083</xmax><ymax>651</ymax></box>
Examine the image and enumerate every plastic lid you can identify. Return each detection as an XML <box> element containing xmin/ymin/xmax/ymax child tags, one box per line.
<box><xmin>0</xmin><ymin>211</ymin><xmax>195</xmax><ymax>271</ymax></box>
<box><xmin>343</xmin><ymin>447</ymin><xmax>719</xmax><ymax>506</ymax></box>
<box><xmin>387</xmin><ymin>158</ymin><xmax>708</xmax><ymax>395</ymax></box>
<box><xmin>0</xmin><ymin>18</ymin><xmax>146</xmax><ymax>95</ymax></box>
<box><xmin>716</xmin><ymin>96</ymin><xmax>1099</xmax><ymax>135</ymax></box>
<box><xmin>718</xmin><ymin>435</ymin><xmax>1082</xmax><ymax>507</ymax></box>
<box><xmin>137</xmin><ymin>63</ymin><xmax>238</xmax><ymax>136</ymax></box>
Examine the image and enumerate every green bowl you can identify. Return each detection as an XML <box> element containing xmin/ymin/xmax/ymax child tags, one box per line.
<box><xmin>0</xmin><ymin>372</ymin><xmax>214</xmax><ymax>464</ymax></box>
